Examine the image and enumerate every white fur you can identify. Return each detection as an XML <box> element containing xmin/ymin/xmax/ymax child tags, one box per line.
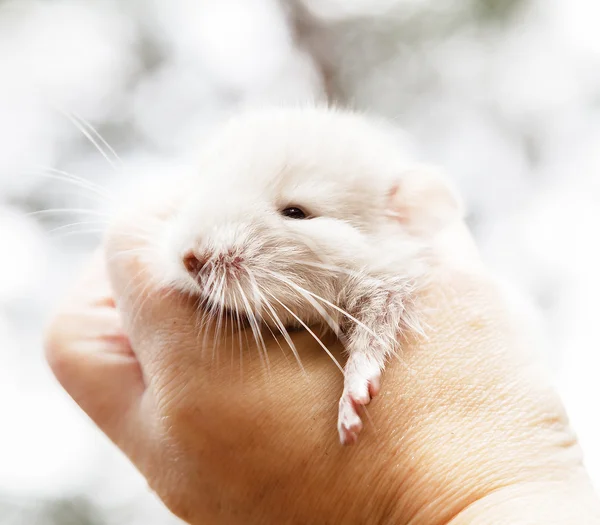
<box><xmin>122</xmin><ymin>106</ymin><xmax>462</xmax><ymax>445</ymax></box>
<box><xmin>159</xmin><ymin>108</ymin><xmax>427</xmax><ymax>318</ymax></box>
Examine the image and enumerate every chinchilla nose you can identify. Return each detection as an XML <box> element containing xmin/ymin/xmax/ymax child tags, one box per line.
<box><xmin>183</xmin><ymin>251</ymin><xmax>209</xmax><ymax>277</ymax></box>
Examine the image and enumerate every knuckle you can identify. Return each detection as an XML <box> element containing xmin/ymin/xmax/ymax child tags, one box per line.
<box><xmin>43</xmin><ymin>316</ymin><xmax>65</xmax><ymax>366</ymax></box>
<box><xmin>42</xmin><ymin>312</ymin><xmax>76</xmax><ymax>380</ymax></box>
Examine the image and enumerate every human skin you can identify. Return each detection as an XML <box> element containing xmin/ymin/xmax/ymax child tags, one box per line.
<box><xmin>44</xmin><ymin>221</ymin><xmax>600</xmax><ymax>525</ymax></box>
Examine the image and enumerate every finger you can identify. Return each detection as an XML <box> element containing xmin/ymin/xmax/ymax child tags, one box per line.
<box><xmin>44</xmin><ymin>250</ymin><xmax>147</xmax><ymax>457</ymax></box>
<box><xmin>104</xmin><ymin>220</ymin><xmax>210</xmax><ymax>377</ymax></box>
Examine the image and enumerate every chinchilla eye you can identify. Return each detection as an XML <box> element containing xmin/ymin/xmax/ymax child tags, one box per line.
<box><xmin>281</xmin><ymin>206</ymin><xmax>308</xmax><ymax>219</ymax></box>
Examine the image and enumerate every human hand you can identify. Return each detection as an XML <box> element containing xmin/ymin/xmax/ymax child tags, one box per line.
<box><xmin>45</xmin><ymin>222</ymin><xmax>600</xmax><ymax>525</ymax></box>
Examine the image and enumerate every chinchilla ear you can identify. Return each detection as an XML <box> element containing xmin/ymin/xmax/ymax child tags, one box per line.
<box><xmin>386</xmin><ymin>164</ymin><xmax>464</xmax><ymax>237</ymax></box>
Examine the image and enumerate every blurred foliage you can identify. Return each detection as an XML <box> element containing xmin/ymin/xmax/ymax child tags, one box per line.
<box><xmin>38</xmin><ymin>497</ymin><xmax>105</xmax><ymax>525</ymax></box>
<box><xmin>472</xmin><ymin>0</ymin><xmax>528</xmax><ymax>24</ymax></box>
<box><xmin>0</xmin><ymin>495</ymin><xmax>106</xmax><ymax>525</ymax></box>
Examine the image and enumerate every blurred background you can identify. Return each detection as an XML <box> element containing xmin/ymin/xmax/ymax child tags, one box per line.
<box><xmin>1</xmin><ymin>0</ymin><xmax>599</xmax><ymax>523</ymax></box>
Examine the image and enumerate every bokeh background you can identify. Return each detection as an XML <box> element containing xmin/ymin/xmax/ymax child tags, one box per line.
<box><xmin>1</xmin><ymin>0</ymin><xmax>599</xmax><ymax>523</ymax></box>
